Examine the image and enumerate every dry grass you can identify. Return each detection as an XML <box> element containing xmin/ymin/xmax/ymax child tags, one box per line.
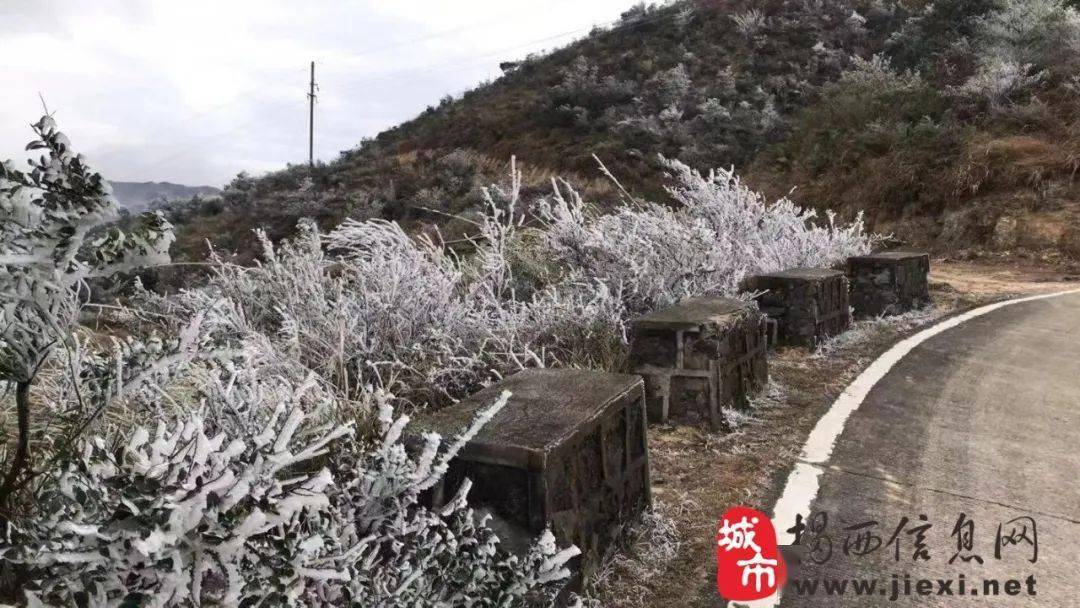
<box><xmin>580</xmin><ymin>501</ymin><xmax>692</xmax><ymax>608</ymax></box>
<box><xmin>952</xmin><ymin>133</ymin><xmax>1080</xmax><ymax>196</ymax></box>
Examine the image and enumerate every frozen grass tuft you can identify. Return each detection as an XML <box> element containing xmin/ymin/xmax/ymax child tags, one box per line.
<box><xmin>722</xmin><ymin>406</ymin><xmax>757</xmax><ymax>430</ymax></box>
<box><xmin>749</xmin><ymin>378</ymin><xmax>790</xmax><ymax>409</ymax></box>
<box><xmin>579</xmin><ymin>498</ymin><xmax>693</xmax><ymax>608</ymax></box>
<box><xmin>814</xmin><ymin>306</ymin><xmax>940</xmax><ymax>358</ymax></box>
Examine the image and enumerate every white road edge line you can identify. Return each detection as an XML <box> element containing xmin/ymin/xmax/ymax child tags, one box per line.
<box><xmin>748</xmin><ymin>287</ymin><xmax>1080</xmax><ymax>608</ymax></box>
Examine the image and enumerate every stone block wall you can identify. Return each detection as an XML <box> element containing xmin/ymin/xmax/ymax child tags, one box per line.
<box><xmin>846</xmin><ymin>251</ymin><xmax>931</xmax><ymax>318</ymax></box>
<box><xmin>415</xmin><ymin>369</ymin><xmax>651</xmax><ymax>586</ymax></box>
<box><xmin>742</xmin><ymin>268</ymin><xmax>850</xmax><ymax>348</ymax></box>
<box><xmin>629</xmin><ymin>297</ymin><xmax>768</xmax><ymax>430</ymax></box>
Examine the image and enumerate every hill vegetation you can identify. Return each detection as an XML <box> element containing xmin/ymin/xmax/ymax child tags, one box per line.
<box><xmin>1</xmin><ymin>114</ymin><xmax>868</xmax><ymax>604</ymax></box>
<box><xmin>158</xmin><ymin>0</ymin><xmax>1080</xmax><ymax>269</ymax></box>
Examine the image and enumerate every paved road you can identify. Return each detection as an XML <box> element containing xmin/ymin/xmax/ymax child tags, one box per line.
<box><xmin>780</xmin><ymin>292</ymin><xmax>1080</xmax><ymax>607</ymax></box>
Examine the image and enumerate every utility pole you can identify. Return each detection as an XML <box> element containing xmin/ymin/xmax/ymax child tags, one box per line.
<box><xmin>308</xmin><ymin>61</ymin><xmax>316</xmax><ymax>167</ymax></box>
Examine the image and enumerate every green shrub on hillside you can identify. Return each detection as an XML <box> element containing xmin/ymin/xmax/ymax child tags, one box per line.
<box><xmin>782</xmin><ymin>55</ymin><xmax>952</xmax><ymax>175</ymax></box>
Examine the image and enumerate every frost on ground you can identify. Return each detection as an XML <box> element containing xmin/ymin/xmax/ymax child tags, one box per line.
<box><xmin>712</xmin><ymin>306</ymin><xmax>943</xmax><ymax>437</ymax></box>
<box><xmin>721</xmin><ymin>405</ymin><xmax>757</xmax><ymax>430</ymax></box>
<box><xmin>578</xmin><ymin>499</ymin><xmax>691</xmax><ymax>608</ymax></box>
<box><xmin>813</xmin><ymin>306</ymin><xmax>942</xmax><ymax>358</ymax></box>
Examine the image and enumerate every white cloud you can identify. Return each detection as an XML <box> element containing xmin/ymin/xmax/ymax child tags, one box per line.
<box><xmin>1</xmin><ymin>0</ymin><xmax>642</xmax><ymax>186</ymax></box>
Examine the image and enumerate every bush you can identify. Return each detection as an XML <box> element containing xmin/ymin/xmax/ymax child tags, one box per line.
<box><xmin>9</xmin><ymin>359</ymin><xmax>577</xmax><ymax>606</ymax></box>
<box><xmin>1</xmin><ymin>121</ymin><xmax>578</xmax><ymax>607</ymax></box>
<box><xmin>644</xmin><ymin>64</ymin><xmax>693</xmax><ymax>109</ymax></box>
<box><xmin>731</xmin><ymin>9</ymin><xmax>768</xmax><ymax>38</ymax></box>
<box><xmin>550</xmin><ymin>57</ymin><xmax>638</xmax><ymax>122</ymax></box>
<box><xmin>886</xmin><ymin>0</ymin><xmax>999</xmax><ymax>73</ymax></box>
<box><xmin>1</xmin><ymin>116</ymin><xmax>175</xmax><ymax>511</ymax></box>
<box><xmin>782</xmin><ymin>54</ymin><xmax>949</xmax><ymax>174</ymax></box>
<box><xmin>169</xmin><ymin>157</ymin><xmax>873</xmax><ymax>412</ymax></box>
<box><xmin>957</xmin><ymin>59</ymin><xmax>1047</xmax><ymax>105</ymax></box>
<box><xmin>973</xmin><ymin>0</ymin><xmax>1080</xmax><ymax>78</ymax></box>
<box><xmin>533</xmin><ymin>156</ymin><xmax>874</xmax><ymax>313</ymax></box>
<box><xmin>165</xmin><ymin>165</ymin><xmax>628</xmax><ymax>409</ymax></box>
<box><xmin>943</xmin><ymin>0</ymin><xmax>1080</xmax><ymax>107</ymax></box>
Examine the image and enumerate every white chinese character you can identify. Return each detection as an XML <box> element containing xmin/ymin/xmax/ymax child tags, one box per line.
<box><xmin>717</xmin><ymin>515</ymin><xmax>762</xmax><ymax>553</ymax></box>
<box><xmin>737</xmin><ymin>551</ymin><xmax>778</xmax><ymax>592</ymax></box>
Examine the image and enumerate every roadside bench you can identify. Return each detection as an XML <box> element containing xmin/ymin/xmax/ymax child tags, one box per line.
<box><xmin>414</xmin><ymin>368</ymin><xmax>651</xmax><ymax>585</ymax></box>
<box><xmin>629</xmin><ymin>297</ymin><xmax>768</xmax><ymax>430</ymax></box>
<box><xmin>742</xmin><ymin>267</ymin><xmax>850</xmax><ymax>348</ymax></box>
<box><xmin>846</xmin><ymin>251</ymin><xmax>931</xmax><ymax>318</ymax></box>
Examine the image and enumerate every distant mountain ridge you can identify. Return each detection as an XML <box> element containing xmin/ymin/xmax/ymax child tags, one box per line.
<box><xmin>109</xmin><ymin>181</ymin><xmax>221</xmax><ymax>211</ymax></box>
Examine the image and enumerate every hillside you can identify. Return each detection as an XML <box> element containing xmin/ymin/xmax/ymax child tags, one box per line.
<box><xmin>162</xmin><ymin>0</ymin><xmax>1080</xmax><ymax>267</ymax></box>
<box><xmin>109</xmin><ymin>180</ymin><xmax>220</xmax><ymax>211</ymax></box>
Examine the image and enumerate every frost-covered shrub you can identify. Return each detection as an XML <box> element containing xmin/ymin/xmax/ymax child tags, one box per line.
<box><xmin>832</xmin><ymin>54</ymin><xmax>924</xmax><ymax>97</ymax></box>
<box><xmin>170</xmin><ymin>156</ymin><xmax>871</xmax><ymax>411</ymax></box>
<box><xmin>535</xmin><ymin>157</ymin><xmax>873</xmax><ymax>313</ymax></box>
<box><xmin>550</xmin><ymin>57</ymin><xmax>638</xmax><ymax>121</ymax></box>
<box><xmin>645</xmin><ymin>64</ymin><xmax>693</xmax><ymax>108</ymax></box>
<box><xmin>323</xmin><ymin>390</ymin><xmax>577</xmax><ymax>607</ymax></box>
<box><xmin>885</xmin><ymin>0</ymin><xmax>999</xmax><ymax>71</ymax></box>
<box><xmin>0</xmin><ymin>117</ymin><xmax>173</xmax><ymax>384</ymax></box>
<box><xmin>7</xmin><ymin>358</ymin><xmax>578</xmax><ymax>606</ymax></box>
<box><xmin>694</xmin><ymin>98</ymin><xmax>732</xmax><ymax>127</ymax></box>
<box><xmin>785</xmin><ymin>54</ymin><xmax>948</xmax><ymax>174</ymax></box>
<box><xmin>163</xmin><ymin>164</ymin><xmax>627</xmax><ymax>408</ymax></box>
<box><xmin>972</xmin><ymin>0</ymin><xmax>1080</xmax><ymax>77</ymax></box>
<box><xmin>537</xmin><ymin>188</ymin><xmax>726</xmax><ymax>312</ymax></box>
<box><xmin>957</xmin><ymin>59</ymin><xmax>1047</xmax><ymax>105</ymax></box>
<box><xmin>1</xmin><ymin>116</ymin><xmax>175</xmax><ymax>506</ymax></box>
<box><xmin>580</xmin><ymin>500</ymin><xmax>687</xmax><ymax>608</ymax></box>
<box><xmin>945</xmin><ymin>0</ymin><xmax>1080</xmax><ymax>104</ymax></box>
<box><xmin>167</xmin><ymin>218</ymin><xmax>481</xmax><ymax>406</ymax></box>
<box><xmin>845</xmin><ymin>9</ymin><xmax>868</xmax><ymax>37</ymax></box>
<box><xmin>2</xmin><ymin>121</ymin><xmax>578</xmax><ymax>606</ymax></box>
<box><xmin>619</xmin><ymin>2</ymin><xmax>653</xmax><ymax>24</ymax></box>
<box><xmin>10</xmin><ymin>368</ymin><xmax>351</xmax><ymax>605</ymax></box>
<box><xmin>732</xmin><ymin>9</ymin><xmax>768</xmax><ymax>38</ymax></box>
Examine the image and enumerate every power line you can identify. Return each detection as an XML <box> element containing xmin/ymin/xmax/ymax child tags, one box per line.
<box><xmin>308</xmin><ymin>61</ymin><xmax>317</xmax><ymax>167</ymax></box>
<box><xmin>126</xmin><ymin>5</ymin><xmax>688</xmax><ymax>177</ymax></box>
<box><xmin>111</xmin><ymin>8</ymin><xmax>566</xmax><ymax>145</ymax></box>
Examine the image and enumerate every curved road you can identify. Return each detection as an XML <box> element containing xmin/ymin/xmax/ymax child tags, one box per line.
<box><xmin>776</xmin><ymin>291</ymin><xmax>1080</xmax><ymax>607</ymax></box>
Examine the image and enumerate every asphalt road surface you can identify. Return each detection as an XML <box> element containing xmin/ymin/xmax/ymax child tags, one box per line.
<box><xmin>778</xmin><ymin>292</ymin><xmax>1080</xmax><ymax>607</ymax></box>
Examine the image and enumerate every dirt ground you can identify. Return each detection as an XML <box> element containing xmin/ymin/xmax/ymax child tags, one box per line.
<box><xmin>585</xmin><ymin>259</ymin><xmax>1080</xmax><ymax>608</ymax></box>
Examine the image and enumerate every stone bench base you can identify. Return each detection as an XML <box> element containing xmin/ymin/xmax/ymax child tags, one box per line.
<box><xmin>847</xmin><ymin>251</ymin><xmax>930</xmax><ymax>318</ymax></box>
<box><xmin>414</xmin><ymin>369</ymin><xmax>651</xmax><ymax>587</ymax></box>
<box><xmin>630</xmin><ymin>297</ymin><xmax>768</xmax><ymax>430</ymax></box>
<box><xmin>742</xmin><ymin>267</ymin><xmax>850</xmax><ymax>348</ymax></box>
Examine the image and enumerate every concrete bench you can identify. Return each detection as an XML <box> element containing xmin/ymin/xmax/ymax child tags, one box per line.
<box><xmin>846</xmin><ymin>251</ymin><xmax>930</xmax><ymax>318</ymax></box>
<box><xmin>629</xmin><ymin>297</ymin><xmax>768</xmax><ymax>430</ymax></box>
<box><xmin>415</xmin><ymin>368</ymin><xmax>651</xmax><ymax>585</ymax></box>
<box><xmin>742</xmin><ymin>267</ymin><xmax>850</xmax><ymax>348</ymax></box>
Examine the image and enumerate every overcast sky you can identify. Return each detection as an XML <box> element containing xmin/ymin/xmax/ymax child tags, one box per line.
<box><xmin>1</xmin><ymin>0</ymin><xmax>642</xmax><ymax>187</ymax></box>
